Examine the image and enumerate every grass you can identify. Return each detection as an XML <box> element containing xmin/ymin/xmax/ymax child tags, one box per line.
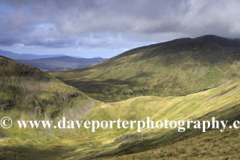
<box><xmin>2</xmin><ymin>80</ymin><xmax>240</xmax><ymax>159</ymax></box>
<box><xmin>50</xmin><ymin>36</ymin><xmax>240</xmax><ymax>102</ymax></box>
<box><xmin>0</xmin><ymin>55</ymin><xmax>98</xmax><ymax>138</ymax></box>
<box><xmin>3</xmin><ymin>36</ymin><xmax>240</xmax><ymax>159</ymax></box>
<box><xmin>97</xmin><ymin>128</ymin><xmax>240</xmax><ymax>160</ymax></box>
<box><xmin>69</xmin><ymin>81</ymin><xmax>240</xmax><ymax>159</ymax></box>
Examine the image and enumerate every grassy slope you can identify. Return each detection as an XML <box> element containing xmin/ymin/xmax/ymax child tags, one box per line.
<box><xmin>99</xmin><ymin>128</ymin><xmax>240</xmax><ymax>160</ymax></box>
<box><xmin>72</xmin><ymin>80</ymin><xmax>240</xmax><ymax>159</ymax></box>
<box><xmin>50</xmin><ymin>35</ymin><xmax>240</xmax><ymax>102</ymax></box>
<box><xmin>2</xmin><ymin>80</ymin><xmax>240</xmax><ymax>159</ymax></box>
<box><xmin>0</xmin><ymin>56</ymin><xmax>97</xmax><ymax>138</ymax></box>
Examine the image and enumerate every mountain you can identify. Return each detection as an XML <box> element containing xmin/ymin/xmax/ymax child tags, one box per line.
<box><xmin>16</xmin><ymin>56</ymin><xmax>107</xmax><ymax>71</ymax></box>
<box><xmin>0</xmin><ymin>49</ymin><xmax>65</xmax><ymax>60</ymax></box>
<box><xmin>50</xmin><ymin>35</ymin><xmax>240</xmax><ymax>101</ymax></box>
<box><xmin>0</xmin><ymin>55</ymin><xmax>96</xmax><ymax>137</ymax></box>
<box><xmin>2</xmin><ymin>36</ymin><xmax>240</xmax><ymax>159</ymax></box>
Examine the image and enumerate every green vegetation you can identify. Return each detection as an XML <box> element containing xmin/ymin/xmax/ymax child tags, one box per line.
<box><xmin>98</xmin><ymin>128</ymin><xmax>240</xmax><ymax>160</ymax></box>
<box><xmin>2</xmin><ymin>79</ymin><xmax>240</xmax><ymax>159</ymax></box>
<box><xmin>0</xmin><ymin>55</ymin><xmax>97</xmax><ymax>138</ymax></box>
<box><xmin>50</xmin><ymin>35</ymin><xmax>240</xmax><ymax>102</ymax></box>
<box><xmin>2</xmin><ymin>35</ymin><xmax>240</xmax><ymax>159</ymax></box>
<box><xmin>65</xmin><ymin>80</ymin><xmax>240</xmax><ymax>159</ymax></box>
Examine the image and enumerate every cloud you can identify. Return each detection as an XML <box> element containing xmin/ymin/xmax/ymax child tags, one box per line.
<box><xmin>0</xmin><ymin>0</ymin><xmax>240</xmax><ymax>52</ymax></box>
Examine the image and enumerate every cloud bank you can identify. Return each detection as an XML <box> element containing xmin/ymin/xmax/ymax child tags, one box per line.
<box><xmin>0</xmin><ymin>0</ymin><xmax>240</xmax><ymax>57</ymax></box>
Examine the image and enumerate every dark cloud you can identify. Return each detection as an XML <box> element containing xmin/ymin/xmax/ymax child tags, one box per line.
<box><xmin>0</xmin><ymin>0</ymin><xmax>240</xmax><ymax>51</ymax></box>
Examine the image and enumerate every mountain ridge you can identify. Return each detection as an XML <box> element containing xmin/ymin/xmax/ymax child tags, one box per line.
<box><xmin>16</xmin><ymin>56</ymin><xmax>107</xmax><ymax>71</ymax></box>
<box><xmin>50</xmin><ymin>35</ymin><xmax>240</xmax><ymax>101</ymax></box>
<box><xmin>0</xmin><ymin>49</ymin><xmax>65</xmax><ymax>60</ymax></box>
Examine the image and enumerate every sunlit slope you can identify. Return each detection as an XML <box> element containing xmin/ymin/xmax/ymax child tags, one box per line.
<box><xmin>98</xmin><ymin>128</ymin><xmax>240</xmax><ymax>160</ymax></box>
<box><xmin>50</xmin><ymin>35</ymin><xmax>240</xmax><ymax>101</ymax></box>
<box><xmin>0</xmin><ymin>56</ymin><xmax>97</xmax><ymax>137</ymax></box>
<box><xmin>1</xmin><ymin>79</ymin><xmax>240</xmax><ymax>159</ymax></box>
<box><xmin>57</xmin><ymin>80</ymin><xmax>240</xmax><ymax>159</ymax></box>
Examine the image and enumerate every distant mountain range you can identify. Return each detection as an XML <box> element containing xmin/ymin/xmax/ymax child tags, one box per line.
<box><xmin>0</xmin><ymin>49</ymin><xmax>65</xmax><ymax>60</ymax></box>
<box><xmin>16</xmin><ymin>56</ymin><xmax>107</xmax><ymax>71</ymax></box>
<box><xmin>0</xmin><ymin>49</ymin><xmax>106</xmax><ymax>70</ymax></box>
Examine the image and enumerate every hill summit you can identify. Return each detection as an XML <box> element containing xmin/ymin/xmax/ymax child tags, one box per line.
<box><xmin>50</xmin><ymin>35</ymin><xmax>240</xmax><ymax>101</ymax></box>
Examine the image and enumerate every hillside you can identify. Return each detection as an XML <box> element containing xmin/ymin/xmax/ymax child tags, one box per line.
<box><xmin>65</xmin><ymin>80</ymin><xmax>240</xmax><ymax>159</ymax></box>
<box><xmin>50</xmin><ymin>35</ymin><xmax>240</xmax><ymax>101</ymax></box>
<box><xmin>2</xmin><ymin>35</ymin><xmax>240</xmax><ymax>159</ymax></box>
<box><xmin>2</xmin><ymin>53</ymin><xmax>240</xmax><ymax>159</ymax></box>
<box><xmin>0</xmin><ymin>55</ymin><xmax>97</xmax><ymax>137</ymax></box>
<box><xmin>2</xmin><ymin>80</ymin><xmax>240</xmax><ymax>159</ymax></box>
<box><xmin>16</xmin><ymin>56</ymin><xmax>106</xmax><ymax>71</ymax></box>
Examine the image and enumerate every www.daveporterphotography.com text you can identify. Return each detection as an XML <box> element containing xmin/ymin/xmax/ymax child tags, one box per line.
<box><xmin>3</xmin><ymin>117</ymin><xmax>237</xmax><ymax>133</ymax></box>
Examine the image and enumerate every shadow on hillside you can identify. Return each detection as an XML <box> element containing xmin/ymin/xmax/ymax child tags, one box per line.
<box><xmin>1</xmin><ymin>102</ymin><xmax>240</xmax><ymax>160</ymax></box>
<box><xmin>89</xmin><ymin>102</ymin><xmax>240</xmax><ymax>159</ymax></box>
<box><xmin>0</xmin><ymin>145</ymin><xmax>66</xmax><ymax>159</ymax></box>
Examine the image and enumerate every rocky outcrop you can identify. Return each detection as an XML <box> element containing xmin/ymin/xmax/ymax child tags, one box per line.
<box><xmin>0</xmin><ymin>100</ymin><xmax>15</xmax><ymax>111</ymax></box>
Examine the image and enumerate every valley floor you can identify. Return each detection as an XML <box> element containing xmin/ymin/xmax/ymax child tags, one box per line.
<box><xmin>2</xmin><ymin>80</ymin><xmax>240</xmax><ymax>159</ymax></box>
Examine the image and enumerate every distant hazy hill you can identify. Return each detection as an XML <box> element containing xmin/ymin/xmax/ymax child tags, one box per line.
<box><xmin>0</xmin><ymin>49</ymin><xmax>65</xmax><ymax>60</ymax></box>
<box><xmin>16</xmin><ymin>56</ymin><xmax>106</xmax><ymax>71</ymax></box>
<box><xmin>50</xmin><ymin>35</ymin><xmax>240</xmax><ymax>101</ymax></box>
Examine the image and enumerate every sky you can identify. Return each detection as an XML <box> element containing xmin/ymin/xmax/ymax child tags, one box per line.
<box><xmin>0</xmin><ymin>0</ymin><xmax>240</xmax><ymax>58</ymax></box>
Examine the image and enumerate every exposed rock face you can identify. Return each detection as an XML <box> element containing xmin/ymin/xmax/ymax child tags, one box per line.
<box><xmin>0</xmin><ymin>100</ymin><xmax>15</xmax><ymax>111</ymax></box>
<box><xmin>36</xmin><ymin>107</ymin><xmax>45</xmax><ymax>117</ymax></box>
<box><xmin>50</xmin><ymin>109</ymin><xmax>60</xmax><ymax>118</ymax></box>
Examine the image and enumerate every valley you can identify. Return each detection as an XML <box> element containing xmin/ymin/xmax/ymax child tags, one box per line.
<box><xmin>1</xmin><ymin>35</ymin><xmax>240</xmax><ymax>159</ymax></box>
<box><xmin>1</xmin><ymin>79</ymin><xmax>240</xmax><ymax>159</ymax></box>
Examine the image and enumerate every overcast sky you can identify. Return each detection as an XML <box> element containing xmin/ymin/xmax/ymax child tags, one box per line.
<box><xmin>0</xmin><ymin>0</ymin><xmax>240</xmax><ymax>58</ymax></box>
